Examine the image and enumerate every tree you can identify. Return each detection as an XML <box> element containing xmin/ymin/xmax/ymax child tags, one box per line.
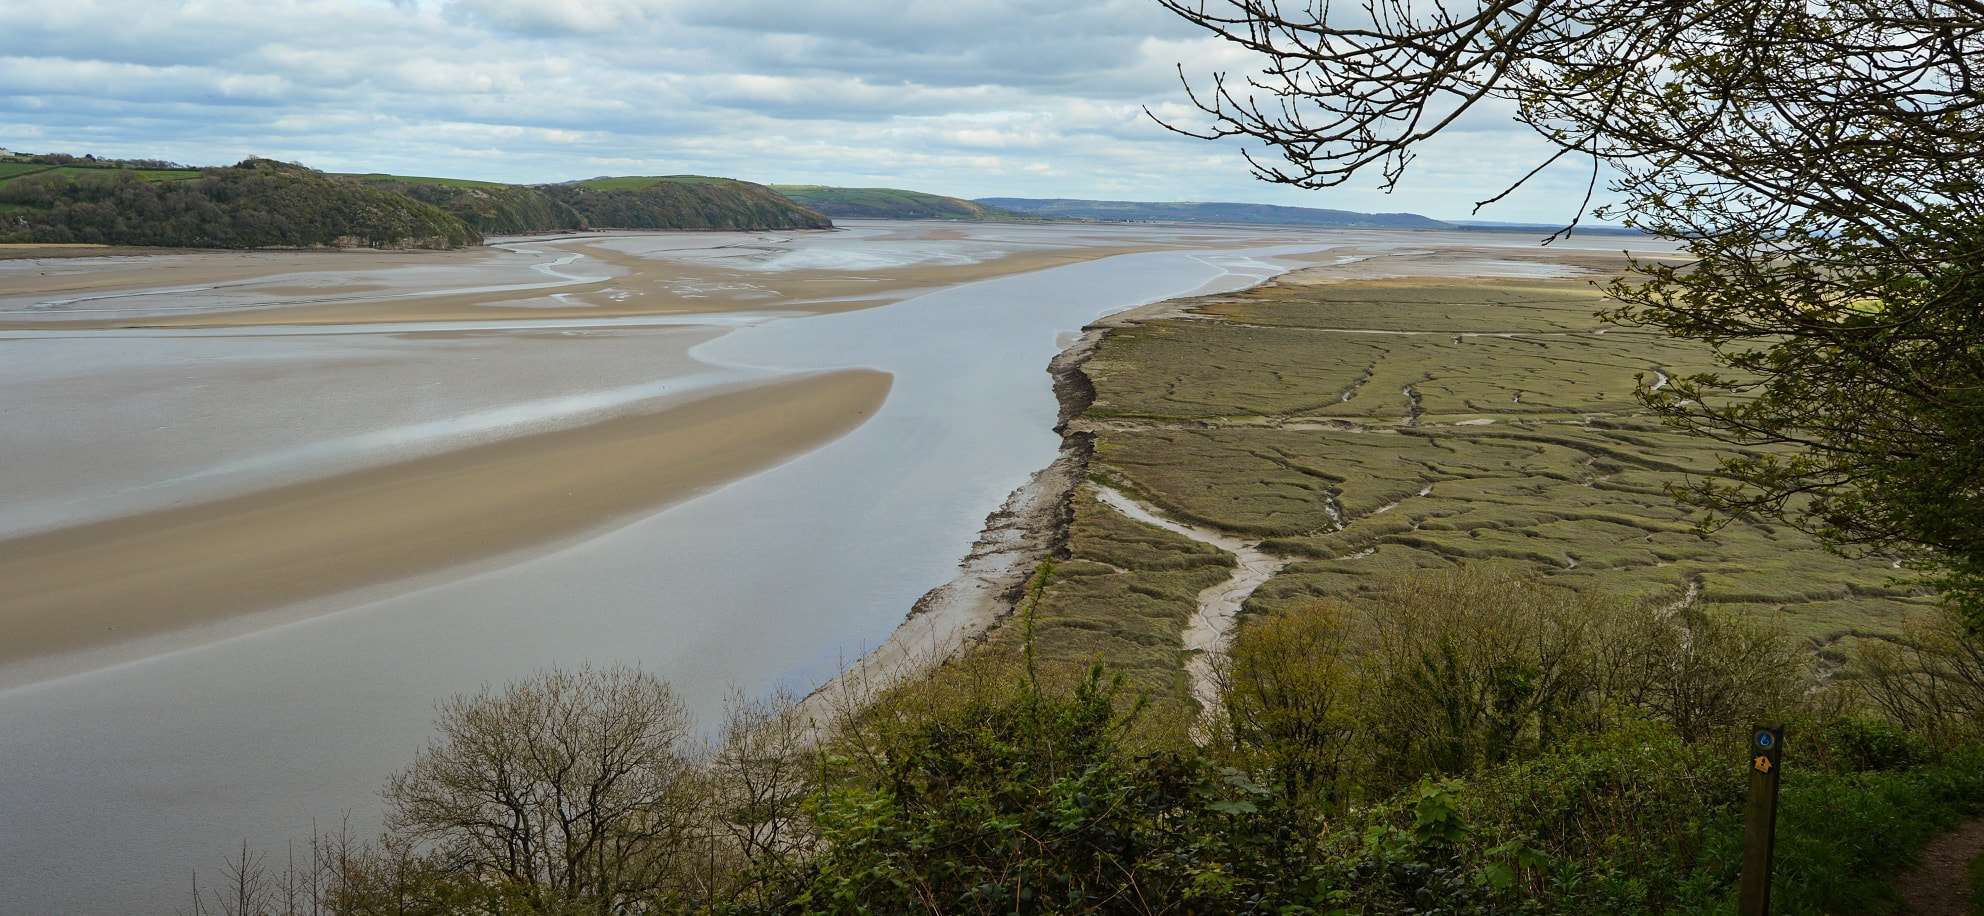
<box><xmin>383</xmin><ymin>666</ymin><xmax>701</xmax><ymax>913</ymax></box>
<box><xmin>1157</xmin><ymin>0</ymin><xmax>1984</xmax><ymax>626</ymax></box>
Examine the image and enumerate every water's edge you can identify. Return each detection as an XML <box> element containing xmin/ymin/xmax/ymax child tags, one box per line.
<box><xmin>804</xmin><ymin>258</ymin><xmax>1314</xmax><ymax>713</ymax></box>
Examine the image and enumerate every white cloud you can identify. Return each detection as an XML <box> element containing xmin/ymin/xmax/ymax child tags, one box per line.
<box><xmin>0</xmin><ymin>0</ymin><xmax>1610</xmax><ymax>222</ymax></box>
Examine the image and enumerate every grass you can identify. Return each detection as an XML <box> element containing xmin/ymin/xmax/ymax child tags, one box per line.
<box><xmin>1969</xmin><ymin>847</ymin><xmax>1984</xmax><ymax>914</ymax></box>
<box><xmin>0</xmin><ymin>163</ymin><xmax>202</xmax><ymax>185</ymax></box>
<box><xmin>339</xmin><ymin>172</ymin><xmax>509</xmax><ymax>189</ymax></box>
<box><xmin>0</xmin><ymin>162</ymin><xmax>57</xmax><ymax>182</ymax></box>
<box><xmin>1074</xmin><ymin>273</ymin><xmax>1932</xmax><ymax>657</ymax></box>
<box><xmin>947</xmin><ymin>266</ymin><xmax>1935</xmax><ymax>721</ymax></box>
<box><xmin>973</xmin><ymin>489</ymin><xmax>1233</xmax><ymax>729</ymax></box>
<box><xmin>1770</xmin><ymin>747</ymin><xmax>1984</xmax><ymax>914</ymax></box>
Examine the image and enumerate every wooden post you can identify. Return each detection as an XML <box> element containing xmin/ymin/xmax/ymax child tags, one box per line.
<box><xmin>1739</xmin><ymin>724</ymin><xmax>1785</xmax><ymax>916</ymax></box>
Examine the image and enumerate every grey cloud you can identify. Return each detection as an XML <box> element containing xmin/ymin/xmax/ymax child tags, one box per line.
<box><xmin>0</xmin><ymin>0</ymin><xmax>1608</xmax><ymax>221</ymax></box>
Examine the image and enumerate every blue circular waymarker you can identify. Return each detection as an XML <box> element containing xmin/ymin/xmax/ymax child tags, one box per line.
<box><xmin>1755</xmin><ymin>731</ymin><xmax>1775</xmax><ymax>749</ymax></box>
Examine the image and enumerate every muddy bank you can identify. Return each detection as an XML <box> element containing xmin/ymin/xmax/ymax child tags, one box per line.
<box><xmin>800</xmin><ymin>333</ymin><xmax>1103</xmax><ymax>721</ymax></box>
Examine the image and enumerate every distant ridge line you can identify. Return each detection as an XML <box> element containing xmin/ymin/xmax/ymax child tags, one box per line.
<box><xmin>974</xmin><ymin>197</ymin><xmax>1451</xmax><ymax>229</ymax></box>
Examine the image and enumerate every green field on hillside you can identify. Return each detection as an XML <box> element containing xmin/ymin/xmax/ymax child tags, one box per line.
<box><xmin>0</xmin><ymin>164</ymin><xmax>202</xmax><ymax>185</ymax></box>
<box><xmin>575</xmin><ymin>175</ymin><xmax>733</xmax><ymax>190</ymax></box>
<box><xmin>338</xmin><ymin>172</ymin><xmax>508</xmax><ymax>189</ymax></box>
<box><xmin>0</xmin><ymin>162</ymin><xmax>57</xmax><ymax>182</ymax></box>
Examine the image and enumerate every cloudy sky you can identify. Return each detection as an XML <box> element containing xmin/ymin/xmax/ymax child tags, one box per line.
<box><xmin>1</xmin><ymin>0</ymin><xmax>1608</xmax><ymax>222</ymax></box>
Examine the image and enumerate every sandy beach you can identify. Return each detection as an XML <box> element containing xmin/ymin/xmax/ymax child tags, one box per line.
<box><xmin>0</xmin><ymin>369</ymin><xmax>890</xmax><ymax>668</ymax></box>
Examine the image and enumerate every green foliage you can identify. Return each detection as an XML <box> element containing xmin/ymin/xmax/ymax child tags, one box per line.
<box><xmin>1216</xmin><ymin>571</ymin><xmax>1804</xmax><ymax>801</ymax></box>
<box><xmin>1853</xmin><ymin>604</ymin><xmax>1984</xmax><ymax>747</ymax></box>
<box><xmin>782</xmin><ymin>665</ymin><xmax>1325</xmax><ymax>913</ymax></box>
<box><xmin>1969</xmin><ymin>848</ymin><xmax>1984</xmax><ymax>914</ymax></box>
<box><xmin>770</xmin><ymin>185</ymin><xmax>1023</xmax><ymax>221</ymax></box>
<box><xmin>1771</xmin><ymin>747</ymin><xmax>1984</xmax><ymax>915</ymax></box>
<box><xmin>0</xmin><ymin>158</ymin><xmax>478</xmax><ymax>249</ymax></box>
<box><xmin>1613</xmin><ymin>229</ymin><xmax>1984</xmax><ymax>632</ymax></box>
<box><xmin>1802</xmin><ymin>716</ymin><xmax>1932</xmax><ymax>773</ymax></box>
<box><xmin>0</xmin><ymin>155</ymin><xmax>837</xmax><ymax>248</ymax></box>
<box><xmin>354</xmin><ymin>176</ymin><xmax>585</xmax><ymax>234</ymax></box>
<box><xmin>544</xmin><ymin>177</ymin><xmax>832</xmax><ymax>230</ymax></box>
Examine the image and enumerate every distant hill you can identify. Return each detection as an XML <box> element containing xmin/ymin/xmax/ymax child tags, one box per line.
<box><xmin>351</xmin><ymin>174</ymin><xmax>830</xmax><ymax>234</ymax></box>
<box><xmin>0</xmin><ymin>152</ymin><xmax>838</xmax><ymax>249</ymax></box>
<box><xmin>0</xmin><ymin>157</ymin><xmax>479</xmax><ymax>249</ymax></box>
<box><xmin>1448</xmin><ymin>219</ymin><xmax>1649</xmax><ymax>238</ymax></box>
<box><xmin>976</xmin><ymin>197</ymin><xmax>1453</xmax><ymax>230</ymax></box>
<box><xmin>547</xmin><ymin>176</ymin><xmax>832</xmax><ymax>231</ymax></box>
<box><xmin>772</xmin><ymin>185</ymin><xmax>1022</xmax><ymax>221</ymax></box>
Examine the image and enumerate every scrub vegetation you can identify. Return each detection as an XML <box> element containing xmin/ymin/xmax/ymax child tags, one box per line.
<box><xmin>188</xmin><ymin>588</ymin><xmax>1984</xmax><ymax>915</ymax></box>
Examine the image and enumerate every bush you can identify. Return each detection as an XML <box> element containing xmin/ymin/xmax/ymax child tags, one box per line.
<box><xmin>1219</xmin><ymin>570</ymin><xmax>1804</xmax><ymax>796</ymax></box>
<box><xmin>1771</xmin><ymin>746</ymin><xmax>1984</xmax><ymax>914</ymax></box>
<box><xmin>1802</xmin><ymin>716</ymin><xmax>1931</xmax><ymax>773</ymax></box>
<box><xmin>782</xmin><ymin>665</ymin><xmax>1324</xmax><ymax>913</ymax></box>
<box><xmin>193</xmin><ymin>575</ymin><xmax>1984</xmax><ymax>915</ymax></box>
<box><xmin>1855</xmin><ymin>604</ymin><xmax>1984</xmax><ymax>748</ymax></box>
<box><xmin>383</xmin><ymin>666</ymin><xmax>703</xmax><ymax>912</ymax></box>
<box><xmin>1969</xmin><ymin>849</ymin><xmax>1984</xmax><ymax>913</ymax></box>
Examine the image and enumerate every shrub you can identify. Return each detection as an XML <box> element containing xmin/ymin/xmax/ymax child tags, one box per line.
<box><xmin>1771</xmin><ymin>746</ymin><xmax>1984</xmax><ymax>914</ymax></box>
<box><xmin>1214</xmin><ymin>600</ymin><xmax>1366</xmax><ymax>806</ymax></box>
<box><xmin>1855</xmin><ymin>604</ymin><xmax>1984</xmax><ymax>748</ymax></box>
<box><xmin>782</xmin><ymin>665</ymin><xmax>1317</xmax><ymax>913</ymax></box>
<box><xmin>383</xmin><ymin>666</ymin><xmax>703</xmax><ymax>912</ymax></box>
<box><xmin>1220</xmin><ymin>570</ymin><xmax>1804</xmax><ymax>795</ymax></box>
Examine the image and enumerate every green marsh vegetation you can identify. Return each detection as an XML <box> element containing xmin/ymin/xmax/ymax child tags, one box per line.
<box><xmin>1162</xmin><ymin>0</ymin><xmax>1984</xmax><ymax>632</ymax></box>
<box><xmin>1056</xmin><ymin>273</ymin><xmax>1934</xmax><ymax>715</ymax></box>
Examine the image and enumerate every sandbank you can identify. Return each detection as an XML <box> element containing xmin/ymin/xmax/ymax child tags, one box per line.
<box><xmin>0</xmin><ymin>369</ymin><xmax>891</xmax><ymax>669</ymax></box>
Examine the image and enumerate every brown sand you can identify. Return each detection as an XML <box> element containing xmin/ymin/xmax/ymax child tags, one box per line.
<box><xmin>0</xmin><ymin>369</ymin><xmax>892</xmax><ymax>666</ymax></box>
<box><xmin>0</xmin><ymin>233</ymin><xmax>1172</xmax><ymax>330</ymax></box>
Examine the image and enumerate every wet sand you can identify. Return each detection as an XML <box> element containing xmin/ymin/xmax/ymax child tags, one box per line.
<box><xmin>0</xmin><ymin>369</ymin><xmax>891</xmax><ymax>668</ymax></box>
<box><xmin>0</xmin><ymin>227</ymin><xmax>1175</xmax><ymax>330</ymax></box>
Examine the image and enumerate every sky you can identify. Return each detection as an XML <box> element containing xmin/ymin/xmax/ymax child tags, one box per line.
<box><xmin>0</xmin><ymin>0</ymin><xmax>1611</xmax><ymax>223</ymax></box>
